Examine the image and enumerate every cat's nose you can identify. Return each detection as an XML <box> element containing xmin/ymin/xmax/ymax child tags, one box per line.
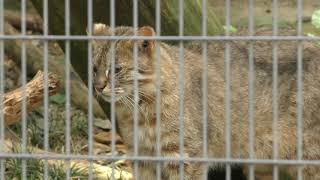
<box><xmin>94</xmin><ymin>79</ymin><xmax>107</xmax><ymax>93</ymax></box>
<box><xmin>95</xmin><ymin>84</ymin><xmax>105</xmax><ymax>92</ymax></box>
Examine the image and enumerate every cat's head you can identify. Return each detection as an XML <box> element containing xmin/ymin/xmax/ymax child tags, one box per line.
<box><xmin>90</xmin><ymin>23</ymin><xmax>157</xmax><ymax>103</ymax></box>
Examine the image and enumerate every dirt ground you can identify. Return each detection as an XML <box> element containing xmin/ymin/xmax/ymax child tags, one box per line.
<box><xmin>210</xmin><ymin>0</ymin><xmax>320</xmax><ymax>35</ymax></box>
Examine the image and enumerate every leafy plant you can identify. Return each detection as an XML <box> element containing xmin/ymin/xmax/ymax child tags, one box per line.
<box><xmin>9</xmin><ymin>104</ymin><xmax>88</xmax><ymax>152</ymax></box>
<box><xmin>48</xmin><ymin>163</ymin><xmax>88</xmax><ymax>180</ymax></box>
<box><xmin>5</xmin><ymin>144</ymin><xmax>43</xmax><ymax>179</ymax></box>
<box><xmin>307</xmin><ymin>10</ymin><xmax>320</xmax><ymax>36</ymax></box>
<box><xmin>223</xmin><ymin>25</ymin><xmax>238</xmax><ymax>33</ymax></box>
<box><xmin>307</xmin><ymin>10</ymin><xmax>320</xmax><ymax>46</ymax></box>
<box><xmin>312</xmin><ymin>10</ymin><xmax>320</xmax><ymax>29</ymax></box>
<box><xmin>50</xmin><ymin>93</ymin><xmax>66</xmax><ymax>105</ymax></box>
<box><xmin>5</xmin><ymin>144</ymin><xmax>88</xmax><ymax>179</ymax></box>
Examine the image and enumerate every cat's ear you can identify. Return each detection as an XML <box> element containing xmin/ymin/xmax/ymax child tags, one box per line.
<box><xmin>87</xmin><ymin>23</ymin><xmax>111</xmax><ymax>46</ymax></box>
<box><xmin>138</xmin><ymin>26</ymin><xmax>156</xmax><ymax>57</ymax></box>
<box><xmin>87</xmin><ymin>23</ymin><xmax>111</xmax><ymax>36</ymax></box>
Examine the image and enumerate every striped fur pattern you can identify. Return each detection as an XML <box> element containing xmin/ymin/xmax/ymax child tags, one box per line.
<box><xmin>91</xmin><ymin>24</ymin><xmax>320</xmax><ymax>180</ymax></box>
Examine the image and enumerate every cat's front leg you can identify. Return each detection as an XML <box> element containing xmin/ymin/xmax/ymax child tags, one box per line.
<box><xmin>135</xmin><ymin>162</ymin><xmax>156</xmax><ymax>180</ymax></box>
<box><xmin>161</xmin><ymin>152</ymin><xmax>204</xmax><ymax>180</ymax></box>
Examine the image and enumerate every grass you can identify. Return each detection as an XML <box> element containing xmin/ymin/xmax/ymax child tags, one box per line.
<box><xmin>9</xmin><ymin>97</ymin><xmax>88</xmax><ymax>152</ymax></box>
<box><xmin>6</xmin><ymin>158</ymin><xmax>89</xmax><ymax>180</ymax></box>
<box><xmin>6</xmin><ymin>95</ymin><xmax>90</xmax><ymax>179</ymax></box>
<box><xmin>48</xmin><ymin>164</ymin><xmax>88</xmax><ymax>180</ymax></box>
<box><xmin>5</xmin><ymin>143</ymin><xmax>88</xmax><ymax>179</ymax></box>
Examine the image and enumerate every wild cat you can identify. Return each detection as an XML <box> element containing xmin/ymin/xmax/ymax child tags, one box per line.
<box><xmin>91</xmin><ymin>23</ymin><xmax>320</xmax><ymax>179</ymax></box>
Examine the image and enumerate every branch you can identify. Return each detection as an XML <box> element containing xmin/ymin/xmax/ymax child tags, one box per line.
<box><xmin>2</xmin><ymin>71</ymin><xmax>60</xmax><ymax>125</ymax></box>
<box><xmin>4</xmin><ymin>10</ymin><xmax>43</xmax><ymax>33</ymax></box>
<box><xmin>3</xmin><ymin>21</ymin><xmax>108</xmax><ymax>121</ymax></box>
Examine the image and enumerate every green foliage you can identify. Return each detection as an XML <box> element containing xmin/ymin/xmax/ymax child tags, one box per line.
<box><xmin>9</xmin><ymin>105</ymin><xmax>88</xmax><ymax>152</ymax></box>
<box><xmin>312</xmin><ymin>10</ymin><xmax>320</xmax><ymax>29</ymax></box>
<box><xmin>279</xmin><ymin>169</ymin><xmax>293</xmax><ymax>180</ymax></box>
<box><xmin>6</xmin><ymin>159</ymin><xmax>88</xmax><ymax>179</ymax></box>
<box><xmin>5</xmin><ymin>144</ymin><xmax>43</xmax><ymax>179</ymax></box>
<box><xmin>48</xmin><ymin>163</ymin><xmax>88</xmax><ymax>180</ymax></box>
<box><xmin>71</xmin><ymin>115</ymin><xmax>88</xmax><ymax>139</ymax></box>
<box><xmin>50</xmin><ymin>93</ymin><xmax>66</xmax><ymax>105</ymax></box>
<box><xmin>5</xmin><ymin>144</ymin><xmax>88</xmax><ymax>179</ymax></box>
<box><xmin>223</xmin><ymin>25</ymin><xmax>238</xmax><ymax>33</ymax></box>
<box><xmin>308</xmin><ymin>9</ymin><xmax>320</xmax><ymax>46</ymax></box>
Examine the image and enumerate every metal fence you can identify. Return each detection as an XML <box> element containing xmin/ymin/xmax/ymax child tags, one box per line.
<box><xmin>1</xmin><ymin>0</ymin><xmax>320</xmax><ymax>180</ymax></box>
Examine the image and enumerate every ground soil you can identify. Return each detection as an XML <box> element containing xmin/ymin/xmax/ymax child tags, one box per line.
<box><xmin>210</xmin><ymin>0</ymin><xmax>320</xmax><ymax>35</ymax></box>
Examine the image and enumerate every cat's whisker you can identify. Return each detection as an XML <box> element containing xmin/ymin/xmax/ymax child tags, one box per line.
<box><xmin>119</xmin><ymin>97</ymin><xmax>133</xmax><ymax>113</ymax></box>
<box><xmin>114</xmin><ymin>71</ymin><xmax>126</xmax><ymax>78</ymax></box>
<box><xmin>126</xmin><ymin>95</ymin><xmax>145</xmax><ymax>117</ymax></box>
<box><xmin>121</xmin><ymin>96</ymin><xmax>132</xmax><ymax>110</ymax></box>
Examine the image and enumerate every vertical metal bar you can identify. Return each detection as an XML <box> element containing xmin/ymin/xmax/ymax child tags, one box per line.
<box><xmin>65</xmin><ymin>0</ymin><xmax>71</xmax><ymax>179</ymax></box>
<box><xmin>178</xmin><ymin>0</ymin><xmax>185</xmax><ymax>179</ymax></box>
<box><xmin>21</xmin><ymin>0</ymin><xmax>27</xmax><ymax>179</ymax></box>
<box><xmin>87</xmin><ymin>0</ymin><xmax>94</xmax><ymax>179</ymax></box>
<box><xmin>272</xmin><ymin>0</ymin><xmax>279</xmax><ymax>180</ymax></box>
<box><xmin>248</xmin><ymin>0</ymin><xmax>255</xmax><ymax>179</ymax></box>
<box><xmin>155</xmin><ymin>0</ymin><xmax>162</xmax><ymax>180</ymax></box>
<box><xmin>0</xmin><ymin>0</ymin><xmax>5</xmax><ymax>179</ymax></box>
<box><xmin>225</xmin><ymin>0</ymin><xmax>231</xmax><ymax>180</ymax></box>
<box><xmin>110</xmin><ymin>0</ymin><xmax>116</xmax><ymax>179</ymax></box>
<box><xmin>296</xmin><ymin>0</ymin><xmax>303</xmax><ymax>179</ymax></box>
<box><xmin>43</xmin><ymin>0</ymin><xmax>49</xmax><ymax>179</ymax></box>
<box><xmin>133</xmin><ymin>0</ymin><xmax>139</xmax><ymax>179</ymax></box>
<box><xmin>201</xmin><ymin>0</ymin><xmax>208</xmax><ymax>180</ymax></box>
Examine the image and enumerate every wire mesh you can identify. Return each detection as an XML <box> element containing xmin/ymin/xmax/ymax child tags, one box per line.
<box><xmin>42</xmin><ymin>0</ymin><xmax>49</xmax><ymax>179</ymax></box>
<box><xmin>0</xmin><ymin>0</ymin><xmax>4</xmax><ymax>179</ymax></box>
<box><xmin>201</xmin><ymin>0</ymin><xmax>208</xmax><ymax>179</ymax></box>
<box><xmin>224</xmin><ymin>0</ymin><xmax>231</xmax><ymax>179</ymax></box>
<box><xmin>155</xmin><ymin>1</ymin><xmax>162</xmax><ymax>180</ymax></box>
<box><xmin>64</xmin><ymin>0</ymin><xmax>71</xmax><ymax>178</ymax></box>
<box><xmin>110</xmin><ymin>0</ymin><xmax>116</xmax><ymax>179</ymax></box>
<box><xmin>0</xmin><ymin>0</ymin><xmax>318</xmax><ymax>180</ymax></box>
<box><xmin>178</xmin><ymin>0</ymin><xmax>185</xmax><ymax>179</ymax></box>
<box><xmin>20</xmin><ymin>1</ymin><xmax>27</xmax><ymax>179</ymax></box>
<box><xmin>87</xmin><ymin>0</ymin><xmax>94</xmax><ymax>179</ymax></box>
<box><xmin>272</xmin><ymin>1</ymin><xmax>279</xmax><ymax>180</ymax></box>
<box><xmin>133</xmin><ymin>1</ymin><xmax>139</xmax><ymax>179</ymax></box>
<box><xmin>296</xmin><ymin>0</ymin><xmax>304</xmax><ymax>179</ymax></box>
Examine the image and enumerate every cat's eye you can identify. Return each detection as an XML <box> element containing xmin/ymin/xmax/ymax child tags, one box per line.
<box><xmin>108</xmin><ymin>65</ymin><xmax>122</xmax><ymax>75</ymax></box>
<box><xmin>114</xmin><ymin>64</ymin><xmax>122</xmax><ymax>74</ymax></box>
<box><xmin>142</xmin><ymin>40</ymin><xmax>148</xmax><ymax>48</ymax></box>
<box><xmin>93</xmin><ymin>66</ymin><xmax>97</xmax><ymax>76</ymax></box>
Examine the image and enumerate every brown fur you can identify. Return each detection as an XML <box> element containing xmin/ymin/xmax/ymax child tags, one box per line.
<box><xmin>91</xmin><ymin>23</ymin><xmax>320</xmax><ymax>179</ymax></box>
